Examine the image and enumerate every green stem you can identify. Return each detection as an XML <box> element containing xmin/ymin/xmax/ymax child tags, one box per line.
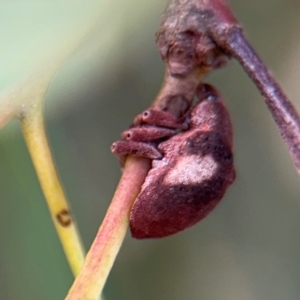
<box><xmin>21</xmin><ymin>101</ymin><xmax>85</xmax><ymax>276</ymax></box>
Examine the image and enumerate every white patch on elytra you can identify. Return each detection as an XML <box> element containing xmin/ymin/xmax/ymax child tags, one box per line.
<box><xmin>164</xmin><ymin>154</ymin><xmax>218</xmax><ymax>185</ymax></box>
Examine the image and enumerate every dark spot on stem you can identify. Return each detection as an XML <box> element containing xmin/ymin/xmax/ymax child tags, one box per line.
<box><xmin>56</xmin><ymin>209</ymin><xmax>72</xmax><ymax>227</ymax></box>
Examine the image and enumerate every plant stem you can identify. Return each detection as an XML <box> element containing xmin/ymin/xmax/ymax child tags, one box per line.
<box><xmin>65</xmin><ymin>156</ymin><xmax>151</xmax><ymax>300</ymax></box>
<box><xmin>21</xmin><ymin>101</ymin><xmax>85</xmax><ymax>276</ymax></box>
<box><xmin>212</xmin><ymin>27</ymin><xmax>300</xmax><ymax>176</ymax></box>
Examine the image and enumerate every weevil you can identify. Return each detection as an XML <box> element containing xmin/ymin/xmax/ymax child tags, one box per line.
<box><xmin>111</xmin><ymin>84</ymin><xmax>235</xmax><ymax>238</ymax></box>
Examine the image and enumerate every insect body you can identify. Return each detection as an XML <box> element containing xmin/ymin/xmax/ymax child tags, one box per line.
<box><xmin>111</xmin><ymin>84</ymin><xmax>235</xmax><ymax>239</ymax></box>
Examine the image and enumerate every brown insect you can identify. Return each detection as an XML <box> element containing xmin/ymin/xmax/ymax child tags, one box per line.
<box><xmin>111</xmin><ymin>84</ymin><xmax>235</xmax><ymax>238</ymax></box>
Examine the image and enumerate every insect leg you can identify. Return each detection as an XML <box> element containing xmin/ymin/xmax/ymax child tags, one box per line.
<box><xmin>121</xmin><ymin>126</ymin><xmax>175</xmax><ymax>142</ymax></box>
<box><xmin>111</xmin><ymin>141</ymin><xmax>162</xmax><ymax>160</ymax></box>
<box><xmin>133</xmin><ymin>109</ymin><xmax>188</xmax><ymax>130</ymax></box>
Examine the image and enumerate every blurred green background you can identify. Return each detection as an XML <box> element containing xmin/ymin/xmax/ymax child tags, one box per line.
<box><xmin>0</xmin><ymin>1</ymin><xmax>300</xmax><ymax>299</ymax></box>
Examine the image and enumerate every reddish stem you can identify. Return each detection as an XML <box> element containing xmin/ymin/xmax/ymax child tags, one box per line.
<box><xmin>212</xmin><ymin>27</ymin><xmax>300</xmax><ymax>175</ymax></box>
<box><xmin>66</xmin><ymin>157</ymin><xmax>151</xmax><ymax>299</ymax></box>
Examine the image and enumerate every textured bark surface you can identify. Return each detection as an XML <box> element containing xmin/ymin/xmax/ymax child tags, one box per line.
<box><xmin>156</xmin><ymin>0</ymin><xmax>300</xmax><ymax>176</ymax></box>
